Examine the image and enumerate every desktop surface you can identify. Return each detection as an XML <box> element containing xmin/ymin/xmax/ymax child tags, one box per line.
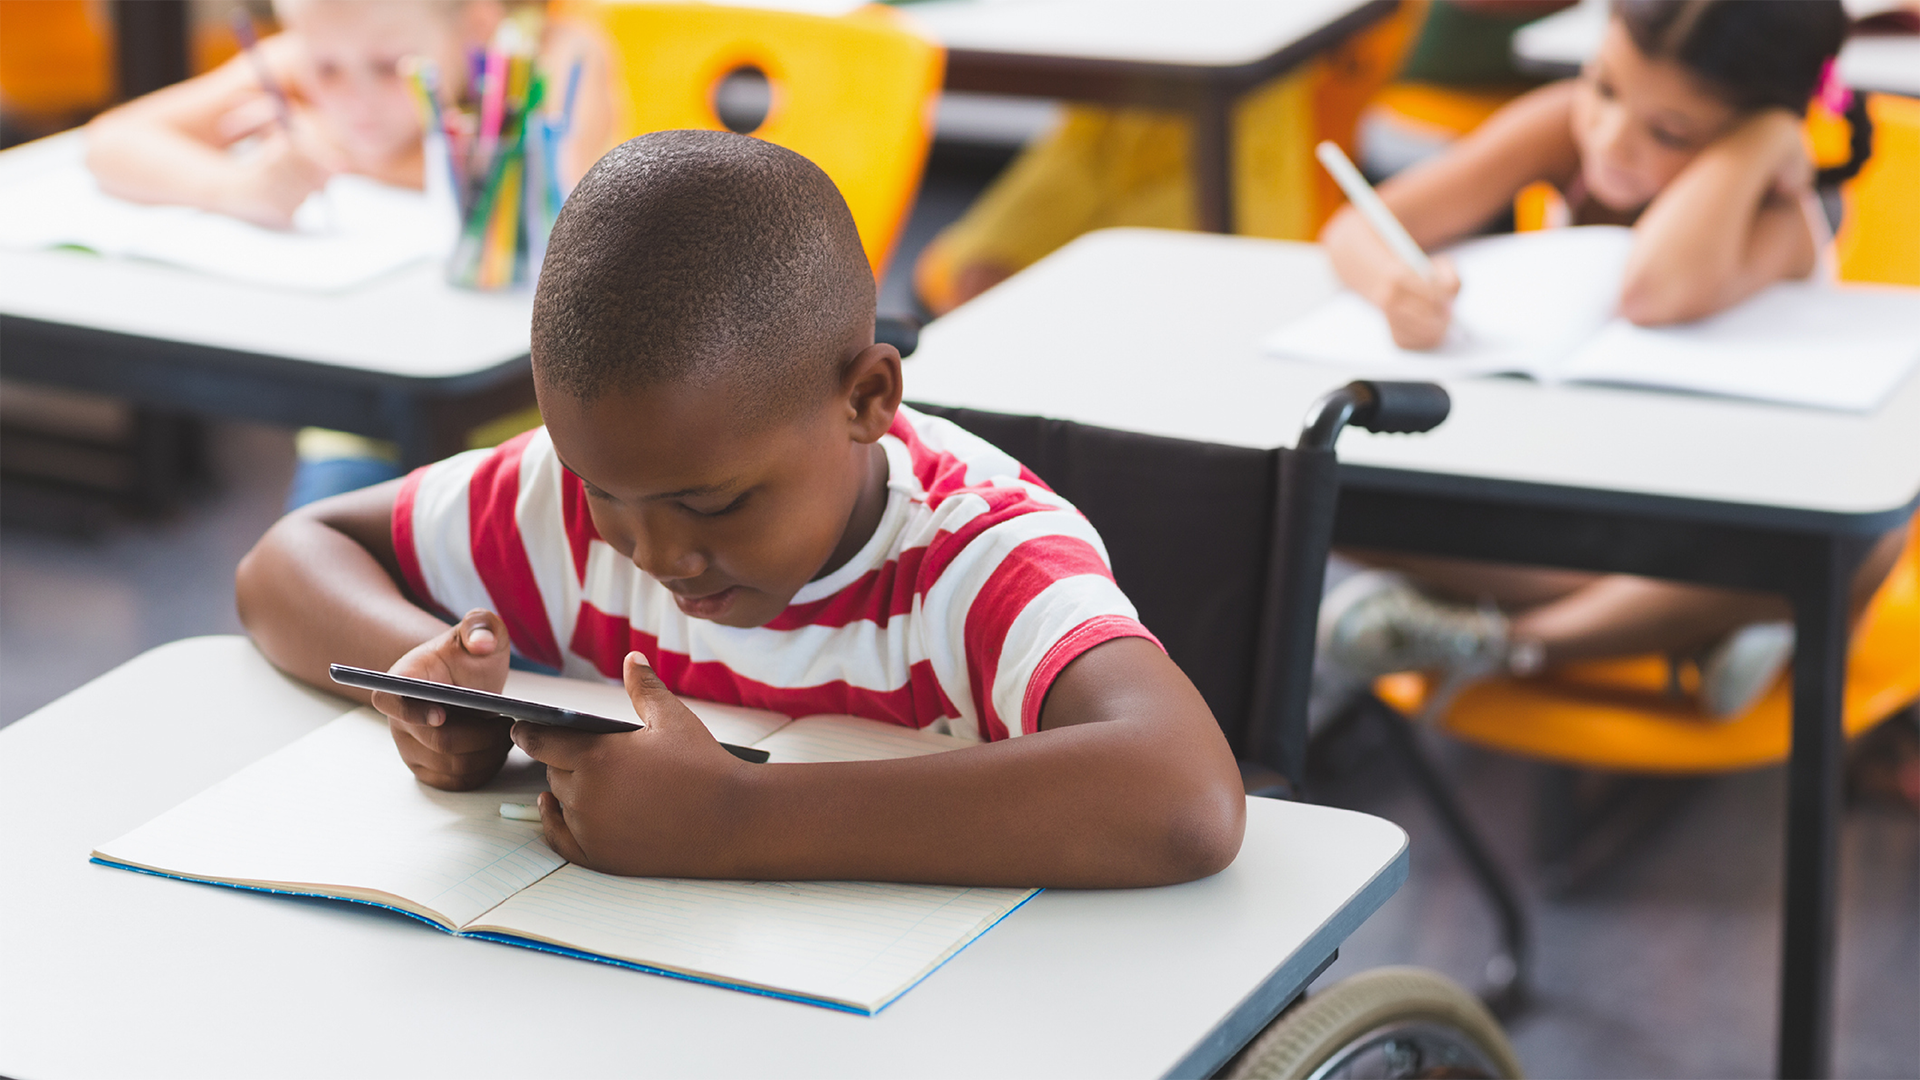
<box><xmin>904</xmin><ymin>227</ymin><xmax>1920</xmax><ymax>531</ymax></box>
<box><xmin>904</xmin><ymin>0</ymin><xmax>1374</xmax><ymax>69</ymax></box>
<box><xmin>0</xmin><ymin>636</ymin><xmax>1408</xmax><ymax>1079</ymax></box>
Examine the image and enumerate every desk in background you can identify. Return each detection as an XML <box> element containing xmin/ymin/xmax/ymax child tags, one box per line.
<box><xmin>1512</xmin><ymin>0</ymin><xmax>1920</xmax><ymax>98</ymax></box>
<box><xmin>904</xmin><ymin>0</ymin><xmax>1396</xmax><ymax>233</ymax></box>
<box><xmin>0</xmin><ymin>134</ymin><xmax>534</xmax><ymax>470</ymax></box>
<box><xmin>901</xmin><ymin>227</ymin><xmax>1920</xmax><ymax>1080</ymax></box>
<box><xmin>0</xmin><ymin>635</ymin><xmax>1408</xmax><ymax>1079</ymax></box>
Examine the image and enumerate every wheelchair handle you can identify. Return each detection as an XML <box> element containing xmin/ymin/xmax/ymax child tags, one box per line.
<box><xmin>1298</xmin><ymin>380</ymin><xmax>1450</xmax><ymax>450</ymax></box>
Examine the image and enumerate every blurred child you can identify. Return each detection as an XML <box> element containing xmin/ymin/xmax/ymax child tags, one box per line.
<box><xmin>235</xmin><ymin>132</ymin><xmax>1246</xmax><ymax>886</ymax></box>
<box><xmin>86</xmin><ymin>0</ymin><xmax>616</xmax><ymax>508</ymax></box>
<box><xmin>1316</xmin><ymin>0</ymin><xmax>1904</xmax><ymax>718</ymax></box>
<box><xmin>85</xmin><ymin>0</ymin><xmax>613</xmax><ymax>228</ymax></box>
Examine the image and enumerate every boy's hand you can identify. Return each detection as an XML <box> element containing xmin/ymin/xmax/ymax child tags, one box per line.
<box><xmin>1380</xmin><ymin>254</ymin><xmax>1460</xmax><ymax>350</ymax></box>
<box><xmin>374</xmin><ymin>610</ymin><xmax>515</xmax><ymax>791</ymax></box>
<box><xmin>223</xmin><ymin>129</ymin><xmax>332</xmax><ymax>229</ymax></box>
<box><xmin>513</xmin><ymin>652</ymin><xmax>748</xmax><ymax>876</ymax></box>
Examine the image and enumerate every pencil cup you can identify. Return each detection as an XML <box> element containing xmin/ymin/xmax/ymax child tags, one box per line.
<box><xmin>406</xmin><ymin>17</ymin><xmax>579</xmax><ymax>292</ymax></box>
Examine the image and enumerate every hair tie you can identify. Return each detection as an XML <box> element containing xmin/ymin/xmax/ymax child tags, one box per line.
<box><xmin>1817</xmin><ymin>57</ymin><xmax>1853</xmax><ymax>115</ymax></box>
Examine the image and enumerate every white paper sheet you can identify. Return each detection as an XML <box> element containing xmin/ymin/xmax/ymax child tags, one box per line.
<box><xmin>0</xmin><ymin>160</ymin><xmax>449</xmax><ymax>292</ymax></box>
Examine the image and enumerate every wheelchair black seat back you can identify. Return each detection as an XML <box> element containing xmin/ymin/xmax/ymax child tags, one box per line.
<box><xmin>914</xmin><ymin>380</ymin><xmax>1451</xmax><ymax>791</ymax></box>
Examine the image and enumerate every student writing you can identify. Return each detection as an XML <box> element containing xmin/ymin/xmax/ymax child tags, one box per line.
<box><xmin>235</xmin><ymin>131</ymin><xmax>1247</xmax><ymax>887</ymax></box>
<box><xmin>84</xmin><ymin>0</ymin><xmax>614</xmax><ymax>229</ymax></box>
<box><xmin>1314</xmin><ymin>0</ymin><xmax>1905</xmax><ymax>718</ymax></box>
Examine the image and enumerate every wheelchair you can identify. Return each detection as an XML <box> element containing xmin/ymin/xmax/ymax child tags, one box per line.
<box><xmin>918</xmin><ymin>380</ymin><xmax>1525</xmax><ymax>1079</ymax></box>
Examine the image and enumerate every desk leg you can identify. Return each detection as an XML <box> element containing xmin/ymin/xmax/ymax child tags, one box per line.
<box><xmin>1190</xmin><ymin>86</ymin><xmax>1235</xmax><ymax>234</ymax></box>
<box><xmin>1776</xmin><ymin>540</ymin><xmax>1856</xmax><ymax>1080</ymax></box>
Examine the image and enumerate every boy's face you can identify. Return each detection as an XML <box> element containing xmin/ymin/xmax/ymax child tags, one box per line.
<box><xmin>539</xmin><ymin>358</ymin><xmax>893</xmax><ymax>630</ymax></box>
<box><xmin>1571</xmin><ymin>20</ymin><xmax>1740</xmax><ymax>211</ymax></box>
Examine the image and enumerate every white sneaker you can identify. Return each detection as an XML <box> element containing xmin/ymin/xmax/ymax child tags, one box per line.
<box><xmin>1699</xmin><ymin>621</ymin><xmax>1795</xmax><ymax>720</ymax></box>
<box><xmin>1317</xmin><ymin>570</ymin><xmax>1513</xmax><ymax>683</ymax></box>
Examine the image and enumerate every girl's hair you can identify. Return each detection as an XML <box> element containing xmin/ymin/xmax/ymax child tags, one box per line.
<box><xmin>1614</xmin><ymin>0</ymin><xmax>1871</xmax><ymax>185</ymax></box>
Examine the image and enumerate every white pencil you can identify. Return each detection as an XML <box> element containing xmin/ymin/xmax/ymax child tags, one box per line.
<box><xmin>1315</xmin><ymin>140</ymin><xmax>1435</xmax><ymax>280</ymax></box>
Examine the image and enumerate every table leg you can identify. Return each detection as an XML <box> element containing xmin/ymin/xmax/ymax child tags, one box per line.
<box><xmin>1775</xmin><ymin>538</ymin><xmax>1859</xmax><ymax>1080</ymax></box>
<box><xmin>1190</xmin><ymin>85</ymin><xmax>1236</xmax><ymax>234</ymax></box>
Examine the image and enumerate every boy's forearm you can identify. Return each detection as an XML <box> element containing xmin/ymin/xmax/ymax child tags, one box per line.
<box><xmin>236</xmin><ymin>512</ymin><xmax>447</xmax><ymax>703</ymax></box>
<box><xmin>86</xmin><ymin>111</ymin><xmax>243</xmax><ymax>214</ymax></box>
<box><xmin>722</xmin><ymin>726</ymin><xmax>1243</xmax><ymax>888</ymax></box>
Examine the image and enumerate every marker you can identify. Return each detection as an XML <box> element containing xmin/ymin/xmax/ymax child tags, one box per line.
<box><xmin>500</xmin><ymin>802</ymin><xmax>542</xmax><ymax>822</ymax></box>
<box><xmin>1315</xmin><ymin>140</ymin><xmax>1435</xmax><ymax>280</ymax></box>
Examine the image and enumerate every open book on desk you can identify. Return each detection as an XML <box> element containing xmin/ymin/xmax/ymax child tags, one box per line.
<box><xmin>91</xmin><ymin>672</ymin><xmax>1035</xmax><ymax>1015</ymax></box>
<box><xmin>1263</xmin><ymin>226</ymin><xmax>1920</xmax><ymax>413</ymax></box>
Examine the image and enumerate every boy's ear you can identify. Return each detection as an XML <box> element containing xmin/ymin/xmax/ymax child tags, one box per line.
<box><xmin>843</xmin><ymin>343</ymin><xmax>903</xmax><ymax>445</ymax></box>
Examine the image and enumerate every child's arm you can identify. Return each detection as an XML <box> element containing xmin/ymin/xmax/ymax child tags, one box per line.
<box><xmin>236</xmin><ymin>482</ymin><xmax>517</xmax><ymax>790</ymax></box>
<box><xmin>84</xmin><ymin>41</ymin><xmax>333</xmax><ymax>228</ymax></box>
<box><xmin>512</xmin><ymin>644</ymin><xmax>1247</xmax><ymax>889</ymax></box>
<box><xmin>1320</xmin><ymin>81</ymin><xmax>1582</xmax><ymax>349</ymax></box>
<box><xmin>1616</xmin><ymin>109</ymin><xmax>1818</xmax><ymax>326</ymax></box>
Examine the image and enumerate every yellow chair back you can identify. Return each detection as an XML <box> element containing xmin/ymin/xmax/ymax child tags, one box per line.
<box><xmin>1836</xmin><ymin>93</ymin><xmax>1920</xmax><ymax>287</ymax></box>
<box><xmin>590</xmin><ymin>2</ymin><xmax>944</xmax><ymax>279</ymax></box>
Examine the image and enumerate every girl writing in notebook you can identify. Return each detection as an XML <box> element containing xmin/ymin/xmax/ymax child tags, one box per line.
<box><xmin>1316</xmin><ymin>0</ymin><xmax>1905</xmax><ymax>718</ymax></box>
<box><xmin>85</xmin><ymin>0</ymin><xmax>614</xmax><ymax>229</ymax></box>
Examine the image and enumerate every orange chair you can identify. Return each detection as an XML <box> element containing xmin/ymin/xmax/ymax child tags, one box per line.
<box><xmin>590</xmin><ymin>2</ymin><xmax>943</xmax><ymax>280</ymax></box>
<box><xmin>1836</xmin><ymin>93</ymin><xmax>1920</xmax><ymax>287</ymax></box>
<box><xmin>0</xmin><ymin>0</ymin><xmax>114</xmax><ymax>130</ymax></box>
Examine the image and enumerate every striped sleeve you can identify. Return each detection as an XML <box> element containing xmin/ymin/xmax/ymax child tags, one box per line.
<box><xmin>919</xmin><ymin>488</ymin><xmax>1160</xmax><ymax>741</ymax></box>
<box><xmin>390</xmin><ymin>430</ymin><xmax>577</xmax><ymax>669</ymax></box>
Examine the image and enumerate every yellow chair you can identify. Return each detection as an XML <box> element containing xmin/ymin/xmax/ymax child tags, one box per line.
<box><xmin>1836</xmin><ymin>93</ymin><xmax>1920</xmax><ymax>287</ymax></box>
<box><xmin>1378</xmin><ymin>520</ymin><xmax>1920</xmax><ymax>773</ymax></box>
<box><xmin>590</xmin><ymin>2</ymin><xmax>943</xmax><ymax>280</ymax></box>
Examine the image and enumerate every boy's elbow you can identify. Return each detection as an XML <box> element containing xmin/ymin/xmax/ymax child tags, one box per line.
<box><xmin>1150</xmin><ymin>769</ymin><xmax>1247</xmax><ymax>884</ymax></box>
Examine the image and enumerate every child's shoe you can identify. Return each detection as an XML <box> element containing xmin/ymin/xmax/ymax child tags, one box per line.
<box><xmin>1698</xmin><ymin>621</ymin><xmax>1795</xmax><ymax>720</ymax></box>
<box><xmin>1317</xmin><ymin>570</ymin><xmax>1527</xmax><ymax>683</ymax></box>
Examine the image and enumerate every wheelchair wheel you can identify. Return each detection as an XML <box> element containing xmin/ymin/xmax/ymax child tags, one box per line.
<box><xmin>1223</xmin><ymin>966</ymin><xmax>1523</xmax><ymax>1080</ymax></box>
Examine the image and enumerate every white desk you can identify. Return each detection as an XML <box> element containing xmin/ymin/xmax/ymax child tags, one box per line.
<box><xmin>900</xmin><ymin>0</ymin><xmax>1395</xmax><ymax>233</ymax></box>
<box><xmin>0</xmin><ymin>134</ymin><xmax>536</xmax><ymax>466</ymax></box>
<box><xmin>0</xmin><ymin>635</ymin><xmax>1408</xmax><ymax>1079</ymax></box>
<box><xmin>1512</xmin><ymin>0</ymin><xmax>1920</xmax><ymax>98</ymax></box>
<box><xmin>901</xmin><ymin>227</ymin><xmax>1920</xmax><ymax>1080</ymax></box>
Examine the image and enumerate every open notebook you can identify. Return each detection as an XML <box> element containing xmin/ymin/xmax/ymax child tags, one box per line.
<box><xmin>1263</xmin><ymin>226</ymin><xmax>1920</xmax><ymax>413</ymax></box>
<box><xmin>91</xmin><ymin>673</ymin><xmax>1036</xmax><ymax>1015</ymax></box>
<box><xmin>0</xmin><ymin>154</ymin><xmax>449</xmax><ymax>292</ymax></box>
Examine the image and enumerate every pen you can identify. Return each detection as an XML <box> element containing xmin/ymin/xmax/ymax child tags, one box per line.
<box><xmin>1315</xmin><ymin>140</ymin><xmax>1436</xmax><ymax>281</ymax></box>
<box><xmin>230</xmin><ymin>10</ymin><xmax>294</xmax><ymax>131</ymax></box>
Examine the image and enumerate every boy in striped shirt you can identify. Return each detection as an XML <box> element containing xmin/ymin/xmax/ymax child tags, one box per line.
<box><xmin>238</xmin><ymin>131</ymin><xmax>1244</xmax><ymax>887</ymax></box>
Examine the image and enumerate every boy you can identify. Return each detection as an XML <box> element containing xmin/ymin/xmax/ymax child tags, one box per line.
<box><xmin>237</xmin><ymin>131</ymin><xmax>1246</xmax><ymax>888</ymax></box>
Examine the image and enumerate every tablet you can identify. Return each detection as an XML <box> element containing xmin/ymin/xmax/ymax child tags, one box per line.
<box><xmin>327</xmin><ymin>664</ymin><xmax>771</xmax><ymax>763</ymax></box>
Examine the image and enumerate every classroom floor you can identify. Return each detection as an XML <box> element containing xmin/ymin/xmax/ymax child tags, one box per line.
<box><xmin>2</xmin><ymin>146</ymin><xmax>1914</xmax><ymax>1080</ymax></box>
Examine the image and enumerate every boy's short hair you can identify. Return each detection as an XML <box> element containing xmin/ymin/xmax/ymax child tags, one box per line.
<box><xmin>531</xmin><ymin>130</ymin><xmax>876</xmax><ymax>424</ymax></box>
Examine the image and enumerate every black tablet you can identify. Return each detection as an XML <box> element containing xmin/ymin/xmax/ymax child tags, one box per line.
<box><xmin>328</xmin><ymin>664</ymin><xmax>771</xmax><ymax>763</ymax></box>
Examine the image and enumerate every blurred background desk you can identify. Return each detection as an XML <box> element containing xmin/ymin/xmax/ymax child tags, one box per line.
<box><xmin>0</xmin><ymin>135</ymin><xmax>535</xmax><ymax>472</ymax></box>
<box><xmin>903</xmin><ymin>227</ymin><xmax>1920</xmax><ymax>1080</ymax></box>
<box><xmin>905</xmin><ymin>0</ymin><xmax>1398</xmax><ymax>232</ymax></box>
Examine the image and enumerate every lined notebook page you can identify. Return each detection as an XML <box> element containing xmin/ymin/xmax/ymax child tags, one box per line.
<box><xmin>469</xmin><ymin>870</ymin><xmax>1036</xmax><ymax>1013</ymax></box>
<box><xmin>1263</xmin><ymin>226</ymin><xmax>1634</xmax><ymax>378</ymax></box>
<box><xmin>757</xmin><ymin>714</ymin><xmax>971</xmax><ymax>763</ymax></box>
<box><xmin>501</xmin><ymin>670</ymin><xmax>794</xmax><ymax>748</ymax></box>
<box><xmin>93</xmin><ymin>709</ymin><xmax>562</xmax><ymax>929</ymax></box>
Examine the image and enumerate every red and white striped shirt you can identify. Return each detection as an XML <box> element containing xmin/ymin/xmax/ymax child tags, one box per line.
<box><xmin>392</xmin><ymin>405</ymin><xmax>1158</xmax><ymax>742</ymax></box>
